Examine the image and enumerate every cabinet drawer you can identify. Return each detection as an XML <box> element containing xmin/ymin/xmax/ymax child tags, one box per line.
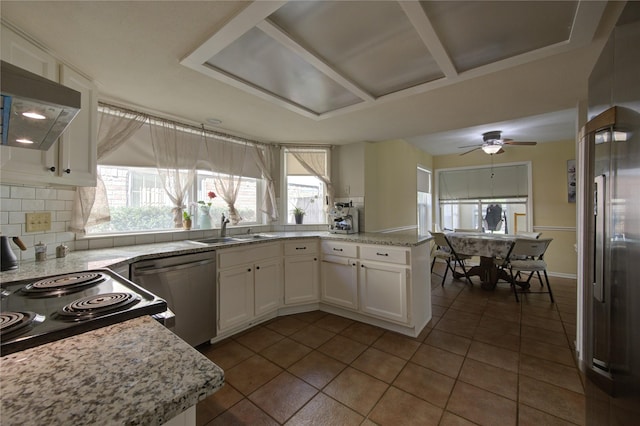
<box><xmin>218</xmin><ymin>242</ymin><xmax>281</xmax><ymax>269</ymax></box>
<box><xmin>360</xmin><ymin>245</ymin><xmax>409</xmax><ymax>265</ymax></box>
<box><xmin>321</xmin><ymin>241</ymin><xmax>357</xmax><ymax>258</ymax></box>
<box><xmin>284</xmin><ymin>240</ymin><xmax>318</xmax><ymax>256</ymax></box>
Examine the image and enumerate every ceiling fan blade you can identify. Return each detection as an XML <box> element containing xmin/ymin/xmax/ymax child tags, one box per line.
<box><xmin>460</xmin><ymin>147</ymin><xmax>481</xmax><ymax>156</ymax></box>
<box><xmin>503</xmin><ymin>140</ymin><xmax>537</xmax><ymax>146</ymax></box>
<box><xmin>496</xmin><ymin>148</ymin><xmax>506</xmax><ymax>154</ymax></box>
<box><xmin>458</xmin><ymin>144</ymin><xmax>483</xmax><ymax>149</ymax></box>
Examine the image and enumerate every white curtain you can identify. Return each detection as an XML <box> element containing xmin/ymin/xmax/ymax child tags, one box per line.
<box><xmin>203</xmin><ymin>136</ymin><xmax>247</xmax><ymax>225</ymax></box>
<box><xmin>290</xmin><ymin>148</ymin><xmax>334</xmax><ymax>211</ymax></box>
<box><xmin>252</xmin><ymin>145</ymin><xmax>279</xmax><ymax>222</ymax></box>
<box><xmin>70</xmin><ymin>105</ymin><xmax>147</xmax><ymax>233</ymax></box>
<box><xmin>149</xmin><ymin>121</ymin><xmax>202</xmax><ymax>228</ymax></box>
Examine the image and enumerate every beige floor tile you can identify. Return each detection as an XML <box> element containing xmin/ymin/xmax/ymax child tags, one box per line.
<box><xmin>284</xmin><ymin>393</ymin><xmax>364</xmax><ymax>426</ymax></box>
<box><xmin>393</xmin><ymin>362</ymin><xmax>455</xmax><ymax>408</ymax></box>
<box><xmin>323</xmin><ymin>367</ymin><xmax>389</xmax><ymax>416</ymax></box>
<box><xmin>466</xmin><ymin>341</ymin><xmax>519</xmax><ymax>373</ymax></box>
<box><xmin>289</xmin><ymin>324</ymin><xmax>336</xmax><ymax>348</ymax></box>
<box><xmin>263</xmin><ymin>315</ymin><xmax>308</xmax><ymax>336</ymax></box>
<box><xmin>248</xmin><ymin>371</ymin><xmax>317</xmax><ymax>423</ymax></box>
<box><xmin>519</xmin><ymin>375</ymin><xmax>586</xmax><ymax>424</ymax></box>
<box><xmin>314</xmin><ymin>313</ymin><xmax>355</xmax><ymax>333</ymax></box>
<box><xmin>210</xmin><ymin>399</ymin><xmax>278</xmax><ymax>426</ymax></box>
<box><xmin>351</xmin><ymin>347</ymin><xmax>407</xmax><ymax>383</ymax></box>
<box><xmin>447</xmin><ymin>381</ymin><xmax>517</xmax><ymax>426</ymax></box>
<box><xmin>317</xmin><ymin>334</ymin><xmax>367</xmax><ymax>364</ymax></box>
<box><xmin>290</xmin><ymin>310</ymin><xmax>327</xmax><ymax>323</ymax></box>
<box><xmin>424</xmin><ymin>329</ymin><xmax>472</xmax><ymax>356</ymax></box>
<box><xmin>288</xmin><ymin>351</ymin><xmax>346</xmax><ymax>389</ymax></box>
<box><xmin>234</xmin><ymin>327</ymin><xmax>285</xmax><ymax>353</ymax></box>
<box><xmin>411</xmin><ymin>343</ymin><xmax>465</xmax><ymax>378</ymax></box>
<box><xmin>225</xmin><ymin>355</ymin><xmax>283</xmax><ymax>396</ymax></box>
<box><xmin>458</xmin><ymin>358</ymin><xmax>518</xmax><ymax>400</ymax></box>
<box><xmin>372</xmin><ymin>331</ymin><xmax>421</xmax><ymax>360</ymax></box>
<box><xmin>368</xmin><ymin>386</ymin><xmax>443</xmax><ymax>426</ymax></box>
<box><xmin>259</xmin><ymin>337</ymin><xmax>312</xmax><ymax>368</ymax></box>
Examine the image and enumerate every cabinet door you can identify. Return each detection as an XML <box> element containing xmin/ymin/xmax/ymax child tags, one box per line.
<box><xmin>359</xmin><ymin>261</ymin><xmax>408</xmax><ymax>323</ymax></box>
<box><xmin>0</xmin><ymin>26</ymin><xmax>58</xmax><ymax>181</ymax></box>
<box><xmin>58</xmin><ymin>65</ymin><xmax>98</xmax><ymax>186</ymax></box>
<box><xmin>254</xmin><ymin>258</ymin><xmax>281</xmax><ymax>316</ymax></box>
<box><xmin>218</xmin><ymin>266</ymin><xmax>253</xmax><ymax>331</ymax></box>
<box><xmin>321</xmin><ymin>256</ymin><xmax>358</xmax><ymax>309</ymax></box>
<box><xmin>284</xmin><ymin>255</ymin><xmax>319</xmax><ymax>305</ymax></box>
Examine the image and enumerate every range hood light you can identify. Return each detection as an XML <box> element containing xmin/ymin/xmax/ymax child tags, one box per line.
<box><xmin>16</xmin><ymin>138</ymin><xmax>35</xmax><ymax>144</ymax></box>
<box><xmin>22</xmin><ymin>111</ymin><xmax>47</xmax><ymax>120</ymax></box>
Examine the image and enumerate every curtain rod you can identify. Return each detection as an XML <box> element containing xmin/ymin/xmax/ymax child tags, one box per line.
<box><xmin>98</xmin><ymin>101</ymin><xmax>270</xmax><ymax>148</ymax></box>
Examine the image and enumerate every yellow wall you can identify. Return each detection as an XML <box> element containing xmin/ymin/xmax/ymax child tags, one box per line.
<box><xmin>364</xmin><ymin>140</ymin><xmax>433</xmax><ymax>232</ymax></box>
<box><xmin>434</xmin><ymin>140</ymin><xmax>577</xmax><ymax>276</ymax></box>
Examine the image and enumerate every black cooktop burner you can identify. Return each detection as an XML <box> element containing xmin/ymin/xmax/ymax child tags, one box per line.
<box><xmin>21</xmin><ymin>272</ymin><xmax>106</xmax><ymax>297</ymax></box>
<box><xmin>0</xmin><ymin>311</ymin><xmax>45</xmax><ymax>339</ymax></box>
<box><xmin>56</xmin><ymin>292</ymin><xmax>141</xmax><ymax>321</ymax></box>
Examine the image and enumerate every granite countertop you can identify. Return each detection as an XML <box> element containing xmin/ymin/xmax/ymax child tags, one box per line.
<box><xmin>1</xmin><ymin>231</ymin><xmax>431</xmax><ymax>284</ymax></box>
<box><xmin>0</xmin><ymin>315</ymin><xmax>224</xmax><ymax>426</ymax></box>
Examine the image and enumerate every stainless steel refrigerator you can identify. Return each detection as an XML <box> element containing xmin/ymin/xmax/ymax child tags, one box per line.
<box><xmin>582</xmin><ymin>4</ymin><xmax>640</xmax><ymax>424</ymax></box>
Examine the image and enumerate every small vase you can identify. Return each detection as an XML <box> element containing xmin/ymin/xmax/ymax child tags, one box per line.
<box><xmin>294</xmin><ymin>213</ymin><xmax>304</xmax><ymax>224</ymax></box>
<box><xmin>198</xmin><ymin>206</ymin><xmax>212</xmax><ymax>229</ymax></box>
<box><xmin>183</xmin><ymin>218</ymin><xmax>192</xmax><ymax>230</ymax></box>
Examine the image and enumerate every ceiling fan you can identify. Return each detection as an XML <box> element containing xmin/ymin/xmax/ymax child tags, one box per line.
<box><xmin>459</xmin><ymin>131</ymin><xmax>537</xmax><ymax>155</ymax></box>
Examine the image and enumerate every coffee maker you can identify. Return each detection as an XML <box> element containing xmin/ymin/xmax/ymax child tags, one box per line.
<box><xmin>329</xmin><ymin>202</ymin><xmax>359</xmax><ymax>234</ymax></box>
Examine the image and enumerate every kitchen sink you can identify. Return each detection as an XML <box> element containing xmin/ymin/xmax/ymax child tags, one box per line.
<box><xmin>231</xmin><ymin>234</ymin><xmax>275</xmax><ymax>240</ymax></box>
<box><xmin>192</xmin><ymin>237</ymin><xmax>238</xmax><ymax>244</ymax></box>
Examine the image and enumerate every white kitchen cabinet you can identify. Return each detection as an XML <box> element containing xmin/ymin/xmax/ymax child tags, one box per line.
<box><xmin>218</xmin><ymin>265</ymin><xmax>253</xmax><ymax>331</ymax></box>
<box><xmin>0</xmin><ymin>26</ymin><xmax>97</xmax><ymax>187</ymax></box>
<box><xmin>320</xmin><ymin>241</ymin><xmax>359</xmax><ymax>309</ymax></box>
<box><xmin>283</xmin><ymin>239</ymin><xmax>319</xmax><ymax>305</ymax></box>
<box><xmin>217</xmin><ymin>242</ymin><xmax>282</xmax><ymax>333</ymax></box>
<box><xmin>359</xmin><ymin>260</ymin><xmax>409</xmax><ymax>323</ymax></box>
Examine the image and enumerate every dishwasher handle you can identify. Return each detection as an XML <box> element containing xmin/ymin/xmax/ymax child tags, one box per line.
<box><xmin>132</xmin><ymin>258</ymin><xmax>215</xmax><ymax>276</ymax></box>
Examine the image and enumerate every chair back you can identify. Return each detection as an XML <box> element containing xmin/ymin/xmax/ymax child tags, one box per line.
<box><xmin>510</xmin><ymin>238</ymin><xmax>552</xmax><ymax>259</ymax></box>
<box><xmin>516</xmin><ymin>231</ymin><xmax>541</xmax><ymax>239</ymax></box>
<box><xmin>429</xmin><ymin>231</ymin><xmax>450</xmax><ymax>249</ymax></box>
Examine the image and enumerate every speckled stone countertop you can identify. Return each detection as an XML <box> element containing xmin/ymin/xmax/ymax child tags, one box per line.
<box><xmin>0</xmin><ymin>315</ymin><xmax>224</xmax><ymax>426</ymax></box>
<box><xmin>1</xmin><ymin>231</ymin><xmax>431</xmax><ymax>284</ymax></box>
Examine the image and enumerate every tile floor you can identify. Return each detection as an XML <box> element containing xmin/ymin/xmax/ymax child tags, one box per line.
<box><xmin>197</xmin><ymin>263</ymin><xmax>584</xmax><ymax>425</ymax></box>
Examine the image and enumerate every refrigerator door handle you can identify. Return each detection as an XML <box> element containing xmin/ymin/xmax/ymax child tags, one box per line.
<box><xmin>594</xmin><ymin>174</ymin><xmax>606</xmax><ymax>303</ymax></box>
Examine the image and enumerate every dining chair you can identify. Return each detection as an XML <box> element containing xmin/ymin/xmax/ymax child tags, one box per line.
<box><xmin>498</xmin><ymin>238</ymin><xmax>554</xmax><ymax>302</ymax></box>
<box><xmin>516</xmin><ymin>231</ymin><xmax>541</xmax><ymax>239</ymax></box>
<box><xmin>429</xmin><ymin>232</ymin><xmax>473</xmax><ymax>286</ymax></box>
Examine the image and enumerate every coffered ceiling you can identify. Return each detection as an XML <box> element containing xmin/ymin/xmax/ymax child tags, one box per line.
<box><xmin>0</xmin><ymin>1</ymin><xmax>623</xmax><ymax>155</ymax></box>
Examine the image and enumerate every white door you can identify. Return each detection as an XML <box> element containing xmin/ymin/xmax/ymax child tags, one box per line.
<box><xmin>254</xmin><ymin>258</ymin><xmax>281</xmax><ymax>316</ymax></box>
<box><xmin>284</xmin><ymin>255</ymin><xmax>319</xmax><ymax>305</ymax></box>
<box><xmin>321</xmin><ymin>256</ymin><xmax>358</xmax><ymax>309</ymax></box>
<box><xmin>359</xmin><ymin>261</ymin><xmax>408</xmax><ymax>323</ymax></box>
<box><xmin>218</xmin><ymin>266</ymin><xmax>253</xmax><ymax>331</ymax></box>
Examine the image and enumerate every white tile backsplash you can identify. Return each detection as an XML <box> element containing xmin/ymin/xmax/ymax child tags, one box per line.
<box><xmin>10</xmin><ymin>186</ymin><xmax>35</xmax><ymax>199</ymax></box>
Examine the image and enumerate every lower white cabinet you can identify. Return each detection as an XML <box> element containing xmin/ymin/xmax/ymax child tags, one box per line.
<box><xmin>217</xmin><ymin>243</ymin><xmax>282</xmax><ymax>333</ymax></box>
<box><xmin>359</xmin><ymin>260</ymin><xmax>409</xmax><ymax>323</ymax></box>
<box><xmin>284</xmin><ymin>255</ymin><xmax>319</xmax><ymax>305</ymax></box>
<box><xmin>321</xmin><ymin>255</ymin><xmax>358</xmax><ymax>309</ymax></box>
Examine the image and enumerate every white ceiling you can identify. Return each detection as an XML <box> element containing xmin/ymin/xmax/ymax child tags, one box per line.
<box><xmin>0</xmin><ymin>1</ymin><xmax>623</xmax><ymax>155</ymax></box>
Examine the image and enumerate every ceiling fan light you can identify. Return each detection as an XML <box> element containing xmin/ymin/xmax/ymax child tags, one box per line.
<box><xmin>482</xmin><ymin>144</ymin><xmax>502</xmax><ymax>154</ymax></box>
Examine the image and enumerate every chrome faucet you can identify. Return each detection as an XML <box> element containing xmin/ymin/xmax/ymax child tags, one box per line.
<box><xmin>220</xmin><ymin>213</ymin><xmax>230</xmax><ymax>237</ymax></box>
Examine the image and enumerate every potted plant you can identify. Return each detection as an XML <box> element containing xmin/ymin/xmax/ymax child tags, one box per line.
<box><xmin>293</xmin><ymin>206</ymin><xmax>305</xmax><ymax>224</ymax></box>
<box><xmin>182</xmin><ymin>211</ymin><xmax>192</xmax><ymax>230</ymax></box>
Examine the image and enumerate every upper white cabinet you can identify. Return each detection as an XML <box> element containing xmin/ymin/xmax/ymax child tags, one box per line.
<box><xmin>0</xmin><ymin>26</ymin><xmax>97</xmax><ymax>187</ymax></box>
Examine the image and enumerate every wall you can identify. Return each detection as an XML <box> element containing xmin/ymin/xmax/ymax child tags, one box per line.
<box><xmin>364</xmin><ymin>140</ymin><xmax>433</xmax><ymax>232</ymax></box>
<box><xmin>434</xmin><ymin>140</ymin><xmax>577</xmax><ymax>276</ymax></box>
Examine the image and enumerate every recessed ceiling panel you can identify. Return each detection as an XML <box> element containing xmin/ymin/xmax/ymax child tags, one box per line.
<box><xmin>269</xmin><ymin>1</ymin><xmax>443</xmax><ymax>97</ymax></box>
<box><xmin>421</xmin><ymin>1</ymin><xmax>578</xmax><ymax>72</ymax></box>
<box><xmin>206</xmin><ymin>27</ymin><xmax>362</xmax><ymax>114</ymax></box>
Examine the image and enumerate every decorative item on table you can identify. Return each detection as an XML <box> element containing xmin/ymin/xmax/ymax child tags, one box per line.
<box><xmin>56</xmin><ymin>243</ymin><xmax>69</xmax><ymax>258</ymax></box>
<box><xmin>35</xmin><ymin>241</ymin><xmax>47</xmax><ymax>261</ymax></box>
<box><xmin>197</xmin><ymin>191</ymin><xmax>216</xmax><ymax>229</ymax></box>
<box><xmin>182</xmin><ymin>211</ymin><xmax>192</xmax><ymax>230</ymax></box>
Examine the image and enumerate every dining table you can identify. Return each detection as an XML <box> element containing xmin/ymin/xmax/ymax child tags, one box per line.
<box><xmin>446</xmin><ymin>232</ymin><xmax>520</xmax><ymax>290</ymax></box>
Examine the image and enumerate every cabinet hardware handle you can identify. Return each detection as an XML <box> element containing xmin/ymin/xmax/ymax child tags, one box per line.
<box><xmin>361</xmin><ymin>264</ymin><xmax>365</xmax><ymax>268</ymax></box>
<box><xmin>49</xmin><ymin>166</ymin><xmax>56</xmax><ymax>172</ymax></box>
<box><xmin>376</xmin><ymin>252</ymin><xmax>389</xmax><ymax>256</ymax></box>
<box><xmin>352</xmin><ymin>263</ymin><xmax>356</xmax><ymax>266</ymax></box>
<box><xmin>296</xmin><ymin>247</ymin><xmax>307</xmax><ymax>250</ymax></box>
<box><xmin>256</xmin><ymin>266</ymin><xmax>260</xmax><ymax>270</ymax></box>
<box><xmin>64</xmin><ymin>168</ymin><xmax>71</xmax><ymax>174</ymax></box>
<box><xmin>247</xmin><ymin>268</ymin><xmax>252</xmax><ymax>272</ymax></box>
<box><xmin>314</xmin><ymin>258</ymin><xmax>317</xmax><ymax>261</ymax></box>
<box><xmin>333</xmin><ymin>248</ymin><xmax>343</xmax><ymax>251</ymax></box>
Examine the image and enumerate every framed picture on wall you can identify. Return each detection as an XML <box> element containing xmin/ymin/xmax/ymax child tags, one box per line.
<box><xmin>567</xmin><ymin>159</ymin><xmax>576</xmax><ymax>203</ymax></box>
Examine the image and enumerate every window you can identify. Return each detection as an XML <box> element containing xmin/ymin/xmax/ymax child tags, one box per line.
<box><xmin>437</xmin><ymin>163</ymin><xmax>531</xmax><ymax>233</ymax></box>
<box><xmin>195</xmin><ymin>171</ymin><xmax>259</xmax><ymax>224</ymax></box>
<box><xmin>284</xmin><ymin>148</ymin><xmax>329</xmax><ymax>224</ymax></box>
<box><xmin>417</xmin><ymin>166</ymin><xmax>432</xmax><ymax>236</ymax></box>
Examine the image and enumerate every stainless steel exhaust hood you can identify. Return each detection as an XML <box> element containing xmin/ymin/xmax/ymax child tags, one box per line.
<box><xmin>1</xmin><ymin>60</ymin><xmax>81</xmax><ymax>151</ymax></box>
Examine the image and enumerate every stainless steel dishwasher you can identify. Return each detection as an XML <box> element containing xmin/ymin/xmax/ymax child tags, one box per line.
<box><xmin>130</xmin><ymin>251</ymin><xmax>216</xmax><ymax>346</ymax></box>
